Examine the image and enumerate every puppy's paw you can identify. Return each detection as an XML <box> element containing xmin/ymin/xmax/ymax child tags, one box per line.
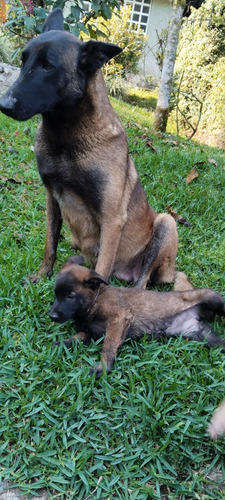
<box><xmin>53</xmin><ymin>338</ymin><xmax>75</xmax><ymax>349</ymax></box>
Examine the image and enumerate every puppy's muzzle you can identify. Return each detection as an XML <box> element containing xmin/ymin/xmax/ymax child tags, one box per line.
<box><xmin>49</xmin><ymin>310</ymin><xmax>60</xmax><ymax>321</ymax></box>
<box><xmin>49</xmin><ymin>305</ymin><xmax>65</xmax><ymax>323</ymax></box>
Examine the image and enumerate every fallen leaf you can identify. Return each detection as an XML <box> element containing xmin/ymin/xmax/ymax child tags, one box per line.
<box><xmin>186</xmin><ymin>167</ymin><xmax>199</xmax><ymax>184</ymax></box>
<box><xmin>208</xmin><ymin>158</ymin><xmax>218</xmax><ymax>167</ymax></box>
<box><xmin>15</xmin><ymin>233</ymin><xmax>26</xmax><ymax>243</ymax></box>
<box><xmin>192</xmin><ymin>161</ymin><xmax>205</xmax><ymax>167</ymax></box>
<box><xmin>163</xmin><ymin>138</ymin><xmax>179</xmax><ymax>146</ymax></box>
<box><xmin>0</xmin><ymin>176</ymin><xmax>36</xmax><ymax>186</ymax></box>
<box><xmin>166</xmin><ymin>205</ymin><xmax>191</xmax><ymax>227</ymax></box>
<box><xmin>144</xmin><ymin>172</ymin><xmax>154</xmax><ymax>180</ymax></box>
<box><xmin>126</xmin><ymin>121</ymin><xmax>143</xmax><ymax>129</ymax></box>
<box><xmin>145</xmin><ymin>138</ymin><xmax>162</xmax><ymax>153</ymax></box>
<box><xmin>8</xmin><ymin>147</ymin><xmax>18</xmax><ymax>154</ymax></box>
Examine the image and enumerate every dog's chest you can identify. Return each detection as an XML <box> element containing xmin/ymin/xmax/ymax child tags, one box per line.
<box><xmin>37</xmin><ymin>151</ymin><xmax>105</xmax><ymax>211</ymax></box>
<box><xmin>76</xmin><ymin>314</ymin><xmax>106</xmax><ymax>341</ymax></box>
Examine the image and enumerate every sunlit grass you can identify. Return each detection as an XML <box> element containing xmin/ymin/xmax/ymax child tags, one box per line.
<box><xmin>0</xmin><ymin>93</ymin><xmax>225</xmax><ymax>499</ymax></box>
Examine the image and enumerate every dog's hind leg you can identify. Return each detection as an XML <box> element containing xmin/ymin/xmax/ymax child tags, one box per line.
<box><xmin>165</xmin><ymin>306</ymin><xmax>225</xmax><ymax>351</ymax></box>
<box><xmin>173</xmin><ymin>271</ymin><xmax>194</xmax><ymax>291</ymax></box>
<box><xmin>135</xmin><ymin>213</ymin><xmax>178</xmax><ymax>289</ymax></box>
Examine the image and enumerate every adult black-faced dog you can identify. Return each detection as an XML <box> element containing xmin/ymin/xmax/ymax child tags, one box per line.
<box><xmin>0</xmin><ymin>8</ymin><xmax>178</xmax><ymax>288</ymax></box>
<box><xmin>49</xmin><ymin>256</ymin><xmax>225</xmax><ymax>378</ymax></box>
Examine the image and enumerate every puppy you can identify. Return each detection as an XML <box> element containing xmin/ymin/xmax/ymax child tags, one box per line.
<box><xmin>50</xmin><ymin>256</ymin><xmax>225</xmax><ymax>378</ymax></box>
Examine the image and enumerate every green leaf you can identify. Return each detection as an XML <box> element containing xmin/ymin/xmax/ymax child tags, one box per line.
<box><xmin>92</xmin><ymin>0</ymin><xmax>101</xmax><ymax>13</ymax></box>
<box><xmin>24</xmin><ymin>16</ymin><xmax>36</xmax><ymax>30</ymax></box>
<box><xmin>71</xmin><ymin>5</ymin><xmax>81</xmax><ymax>20</ymax></box>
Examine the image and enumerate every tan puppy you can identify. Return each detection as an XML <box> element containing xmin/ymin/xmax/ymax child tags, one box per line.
<box><xmin>50</xmin><ymin>256</ymin><xmax>225</xmax><ymax>378</ymax></box>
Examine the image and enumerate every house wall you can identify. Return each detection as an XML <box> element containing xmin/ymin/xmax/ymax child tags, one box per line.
<box><xmin>142</xmin><ymin>0</ymin><xmax>173</xmax><ymax>84</ymax></box>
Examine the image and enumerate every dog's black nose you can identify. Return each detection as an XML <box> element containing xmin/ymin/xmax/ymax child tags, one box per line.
<box><xmin>0</xmin><ymin>93</ymin><xmax>17</xmax><ymax>116</ymax></box>
<box><xmin>49</xmin><ymin>310</ymin><xmax>59</xmax><ymax>321</ymax></box>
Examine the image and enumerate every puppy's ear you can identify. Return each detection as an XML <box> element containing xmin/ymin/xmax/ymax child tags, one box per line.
<box><xmin>79</xmin><ymin>40</ymin><xmax>122</xmax><ymax>73</ymax></box>
<box><xmin>66</xmin><ymin>255</ymin><xmax>84</xmax><ymax>266</ymax></box>
<box><xmin>84</xmin><ymin>271</ymin><xmax>109</xmax><ymax>291</ymax></box>
<box><xmin>42</xmin><ymin>8</ymin><xmax>64</xmax><ymax>33</ymax></box>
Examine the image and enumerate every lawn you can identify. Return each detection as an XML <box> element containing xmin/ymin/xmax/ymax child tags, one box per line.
<box><xmin>0</xmin><ymin>95</ymin><xmax>225</xmax><ymax>499</ymax></box>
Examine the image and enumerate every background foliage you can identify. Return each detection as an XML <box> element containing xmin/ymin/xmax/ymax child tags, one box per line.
<box><xmin>3</xmin><ymin>0</ymin><xmax>121</xmax><ymax>61</ymax></box>
<box><xmin>173</xmin><ymin>0</ymin><xmax>225</xmax><ymax>145</ymax></box>
<box><xmin>97</xmin><ymin>5</ymin><xmax>147</xmax><ymax>96</ymax></box>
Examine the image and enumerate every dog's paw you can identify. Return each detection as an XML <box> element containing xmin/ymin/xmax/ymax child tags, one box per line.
<box><xmin>27</xmin><ymin>273</ymin><xmax>42</xmax><ymax>284</ymax></box>
<box><xmin>25</xmin><ymin>270</ymin><xmax>52</xmax><ymax>284</ymax></box>
<box><xmin>89</xmin><ymin>363</ymin><xmax>103</xmax><ymax>379</ymax></box>
<box><xmin>53</xmin><ymin>338</ymin><xmax>74</xmax><ymax>349</ymax></box>
<box><xmin>22</xmin><ymin>273</ymin><xmax>42</xmax><ymax>286</ymax></box>
<box><xmin>89</xmin><ymin>362</ymin><xmax>109</xmax><ymax>379</ymax></box>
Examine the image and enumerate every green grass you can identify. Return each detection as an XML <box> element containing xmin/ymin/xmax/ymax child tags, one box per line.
<box><xmin>0</xmin><ymin>96</ymin><xmax>225</xmax><ymax>499</ymax></box>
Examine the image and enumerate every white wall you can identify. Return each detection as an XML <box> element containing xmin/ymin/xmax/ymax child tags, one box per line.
<box><xmin>141</xmin><ymin>0</ymin><xmax>173</xmax><ymax>84</ymax></box>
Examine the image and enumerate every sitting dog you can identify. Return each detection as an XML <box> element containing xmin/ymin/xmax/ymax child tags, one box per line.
<box><xmin>49</xmin><ymin>256</ymin><xmax>225</xmax><ymax>378</ymax></box>
<box><xmin>0</xmin><ymin>8</ymin><xmax>178</xmax><ymax>288</ymax></box>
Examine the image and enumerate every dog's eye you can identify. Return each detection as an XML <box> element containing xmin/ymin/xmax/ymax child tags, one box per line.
<box><xmin>66</xmin><ymin>292</ymin><xmax>75</xmax><ymax>299</ymax></box>
<box><xmin>42</xmin><ymin>62</ymin><xmax>54</xmax><ymax>71</ymax></box>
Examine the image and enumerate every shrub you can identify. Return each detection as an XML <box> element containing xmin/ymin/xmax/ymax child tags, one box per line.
<box><xmin>99</xmin><ymin>5</ymin><xmax>147</xmax><ymax>77</ymax></box>
<box><xmin>0</xmin><ymin>31</ymin><xmax>14</xmax><ymax>64</ymax></box>
<box><xmin>95</xmin><ymin>5</ymin><xmax>147</xmax><ymax>96</ymax></box>
<box><xmin>173</xmin><ymin>0</ymin><xmax>225</xmax><ymax>142</ymax></box>
<box><xmin>3</xmin><ymin>0</ymin><xmax>120</xmax><ymax>53</ymax></box>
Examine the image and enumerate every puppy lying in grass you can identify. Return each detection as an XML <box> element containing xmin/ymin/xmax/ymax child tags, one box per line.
<box><xmin>50</xmin><ymin>256</ymin><xmax>225</xmax><ymax>378</ymax></box>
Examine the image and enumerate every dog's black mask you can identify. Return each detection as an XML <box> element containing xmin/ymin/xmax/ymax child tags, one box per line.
<box><xmin>49</xmin><ymin>272</ymin><xmax>87</xmax><ymax>323</ymax></box>
<box><xmin>0</xmin><ymin>8</ymin><xmax>122</xmax><ymax>121</ymax></box>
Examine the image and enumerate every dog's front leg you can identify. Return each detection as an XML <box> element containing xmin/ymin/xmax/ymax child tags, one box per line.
<box><xmin>89</xmin><ymin>313</ymin><xmax>128</xmax><ymax>378</ymax></box>
<box><xmin>54</xmin><ymin>331</ymin><xmax>91</xmax><ymax>348</ymax></box>
<box><xmin>95</xmin><ymin>216</ymin><xmax>126</xmax><ymax>279</ymax></box>
<box><xmin>30</xmin><ymin>188</ymin><xmax>62</xmax><ymax>282</ymax></box>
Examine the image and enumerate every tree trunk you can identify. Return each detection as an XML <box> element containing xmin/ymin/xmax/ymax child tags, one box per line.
<box><xmin>153</xmin><ymin>2</ymin><xmax>185</xmax><ymax>133</ymax></box>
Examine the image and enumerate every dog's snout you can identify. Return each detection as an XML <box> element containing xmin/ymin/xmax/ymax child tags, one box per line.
<box><xmin>49</xmin><ymin>309</ymin><xmax>60</xmax><ymax>321</ymax></box>
<box><xmin>0</xmin><ymin>93</ymin><xmax>17</xmax><ymax>116</ymax></box>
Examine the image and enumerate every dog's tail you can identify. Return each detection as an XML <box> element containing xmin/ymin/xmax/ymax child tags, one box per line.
<box><xmin>174</xmin><ymin>271</ymin><xmax>194</xmax><ymax>291</ymax></box>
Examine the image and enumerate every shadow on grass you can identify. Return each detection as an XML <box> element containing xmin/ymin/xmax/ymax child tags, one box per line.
<box><xmin>123</xmin><ymin>88</ymin><xmax>157</xmax><ymax>111</ymax></box>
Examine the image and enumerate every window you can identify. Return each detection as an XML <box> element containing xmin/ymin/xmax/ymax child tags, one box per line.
<box><xmin>83</xmin><ymin>2</ymin><xmax>91</xmax><ymax>12</ymax></box>
<box><xmin>124</xmin><ymin>0</ymin><xmax>151</xmax><ymax>32</ymax></box>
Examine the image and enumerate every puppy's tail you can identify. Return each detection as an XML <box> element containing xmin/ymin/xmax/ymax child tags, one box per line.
<box><xmin>174</xmin><ymin>271</ymin><xmax>194</xmax><ymax>291</ymax></box>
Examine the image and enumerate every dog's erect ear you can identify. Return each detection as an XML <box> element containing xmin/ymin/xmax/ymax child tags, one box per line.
<box><xmin>79</xmin><ymin>41</ymin><xmax>123</xmax><ymax>73</ymax></box>
<box><xmin>84</xmin><ymin>271</ymin><xmax>109</xmax><ymax>291</ymax></box>
<box><xmin>42</xmin><ymin>8</ymin><xmax>64</xmax><ymax>33</ymax></box>
<box><xmin>65</xmin><ymin>255</ymin><xmax>84</xmax><ymax>267</ymax></box>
